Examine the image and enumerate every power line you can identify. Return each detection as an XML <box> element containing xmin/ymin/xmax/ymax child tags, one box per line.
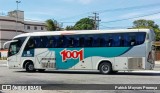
<box><xmin>97</xmin><ymin>3</ymin><xmax>160</xmax><ymax>13</ymax></box>
<box><xmin>101</xmin><ymin>11</ymin><xmax>160</xmax><ymax>23</ymax></box>
<box><xmin>57</xmin><ymin>3</ymin><xmax>160</xmax><ymax>21</ymax></box>
<box><xmin>99</xmin><ymin>25</ymin><xmax>132</xmax><ymax>29</ymax></box>
<box><xmin>60</xmin><ymin>11</ymin><xmax>160</xmax><ymax>24</ymax></box>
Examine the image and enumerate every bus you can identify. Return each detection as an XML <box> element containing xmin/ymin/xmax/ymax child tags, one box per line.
<box><xmin>3</xmin><ymin>29</ymin><xmax>155</xmax><ymax>74</ymax></box>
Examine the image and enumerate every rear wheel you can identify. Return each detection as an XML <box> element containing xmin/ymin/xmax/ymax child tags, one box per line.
<box><xmin>99</xmin><ymin>62</ymin><xmax>112</xmax><ymax>74</ymax></box>
<box><xmin>25</xmin><ymin>62</ymin><xmax>35</xmax><ymax>72</ymax></box>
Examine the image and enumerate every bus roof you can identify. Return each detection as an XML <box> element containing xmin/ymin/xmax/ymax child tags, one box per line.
<box><xmin>14</xmin><ymin>29</ymin><xmax>152</xmax><ymax>39</ymax></box>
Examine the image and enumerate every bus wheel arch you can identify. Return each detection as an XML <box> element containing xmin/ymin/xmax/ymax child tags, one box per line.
<box><xmin>98</xmin><ymin>61</ymin><xmax>112</xmax><ymax>74</ymax></box>
<box><xmin>23</xmin><ymin>60</ymin><xmax>35</xmax><ymax>72</ymax></box>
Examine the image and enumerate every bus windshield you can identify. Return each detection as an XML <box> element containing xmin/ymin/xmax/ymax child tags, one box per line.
<box><xmin>8</xmin><ymin>37</ymin><xmax>27</xmax><ymax>57</ymax></box>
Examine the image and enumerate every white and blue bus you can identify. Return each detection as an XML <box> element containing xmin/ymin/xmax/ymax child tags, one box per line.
<box><xmin>4</xmin><ymin>29</ymin><xmax>155</xmax><ymax>74</ymax></box>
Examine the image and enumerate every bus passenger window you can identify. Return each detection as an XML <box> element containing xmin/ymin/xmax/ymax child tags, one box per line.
<box><xmin>34</xmin><ymin>37</ymin><xmax>40</xmax><ymax>48</ymax></box>
<box><xmin>79</xmin><ymin>37</ymin><xmax>85</xmax><ymax>47</ymax></box>
<box><xmin>95</xmin><ymin>38</ymin><xmax>101</xmax><ymax>47</ymax></box>
<box><xmin>136</xmin><ymin>32</ymin><xmax>146</xmax><ymax>45</ymax></box>
<box><xmin>130</xmin><ymin>39</ymin><xmax>136</xmax><ymax>46</ymax></box>
<box><xmin>129</xmin><ymin>34</ymin><xmax>136</xmax><ymax>46</ymax></box>
<box><xmin>74</xmin><ymin>37</ymin><xmax>79</xmax><ymax>47</ymax></box>
<box><xmin>47</xmin><ymin>40</ymin><xmax>54</xmax><ymax>48</ymax></box>
<box><xmin>56</xmin><ymin>36</ymin><xmax>63</xmax><ymax>48</ymax></box>
<box><xmin>39</xmin><ymin>37</ymin><xmax>45</xmax><ymax>48</ymax></box>
<box><xmin>69</xmin><ymin>37</ymin><xmax>74</xmax><ymax>47</ymax></box>
<box><xmin>46</xmin><ymin>37</ymin><xmax>56</xmax><ymax>48</ymax></box>
<box><xmin>100</xmin><ymin>38</ymin><xmax>105</xmax><ymax>47</ymax></box>
<box><xmin>88</xmin><ymin>37</ymin><xmax>93</xmax><ymax>47</ymax></box>
<box><xmin>108</xmin><ymin>38</ymin><xmax>113</xmax><ymax>47</ymax></box>
<box><xmin>119</xmin><ymin>36</ymin><xmax>124</xmax><ymax>47</ymax></box>
<box><xmin>25</xmin><ymin>38</ymin><xmax>35</xmax><ymax>50</ymax></box>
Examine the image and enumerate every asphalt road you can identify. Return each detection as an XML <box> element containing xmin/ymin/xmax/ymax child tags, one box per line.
<box><xmin>0</xmin><ymin>60</ymin><xmax>160</xmax><ymax>93</ymax></box>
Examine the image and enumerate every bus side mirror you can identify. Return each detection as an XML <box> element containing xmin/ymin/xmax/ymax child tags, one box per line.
<box><xmin>3</xmin><ymin>42</ymin><xmax>10</xmax><ymax>49</ymax></box>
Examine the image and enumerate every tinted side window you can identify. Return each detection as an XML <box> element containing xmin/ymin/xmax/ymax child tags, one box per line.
<box><xmin>24</xmin><ymin>37</ymin><xmax>35</xmax><ymax>50</ymax></box>
<box><xmin>46</xmin><ymin>36</ymin><xmax>56</xmax><ymax>48</ymax></box>
<box><xmin>136</xmin><ymin>32</ymin><xmax>146</xmax><ymax>45</ymax></box>
<box><xmin>67</xmin><ymin>36</ymin><xmax>75</xmax><ymax>48</ymax></box>
<box><xmin>79</xmin><ymin>37</ymin><xmax>85</xmax><ymax>47</ymax></box>
<box><xmin>24</xmin><ymin>32</ymin><xmax>146</xmax><ymax>49</ymax></box>
<box><xmin>106</xmin><ymin>34</ymin><xmax>113</xmax><ymax>47</ymax></box>
<box><xmin>87</xmin><ymin>36</ymin><xmax>93</xmax><ymax>47</ymax></box>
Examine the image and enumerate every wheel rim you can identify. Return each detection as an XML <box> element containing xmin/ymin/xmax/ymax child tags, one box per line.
<box><xmin>101</xmin><ymin>65</ymin><xmax>109</xmax><ymax>73</ymax></box>
<box><xmin>28</xmin><ymin>64</ymin><xmax>34</xmax><ymax>70</ymax></box>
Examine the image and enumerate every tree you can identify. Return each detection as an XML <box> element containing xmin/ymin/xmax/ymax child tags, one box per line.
<box><xmin>132</xmin><ymin>19</ymin><xmax>160</xmax><ymax>41</ymax></box>
<box><xmin>65</xmin><ymin>26</ymin><xmax>74</xmax><ymax>30</ymax></box>
<box><xmin>74</xmin><ymin>18</ymin><xmax>94</xmax><ymax>30</ymax></box>
<box><xmin>65</xmin><ymin>18</ymin><xmax>94</xmax><ymax>30</ymax></box>
<box><xmin>45</xmin><ymin>19</ymin><xmax>56</xmax><ymax>31</ymax></box>
<box><xmin>133</xmin><ymin>19</ymin><xmax>159</xmax><ymax>29</ymax></box>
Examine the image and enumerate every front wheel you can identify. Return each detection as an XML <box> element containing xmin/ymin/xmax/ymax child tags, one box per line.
<box><xmin>99</xmin><ymin>62</ymin><xmax>112</xmax><ymax>74</ymax></box>
<box><xmin>25</xmin><ymin>62</ymin><xmax>35</xmax><ymax>72</ymax></box>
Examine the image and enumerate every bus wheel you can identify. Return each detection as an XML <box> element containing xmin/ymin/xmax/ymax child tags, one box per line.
<box><xmin>99</xmin><ymin>62</ymin><xmax>112</xmax><ymax>74</ymax></box>
<box><xmin>38</xmin><ymin>69</ymin><xmax>45</xmax><ymax>72</ymax></box>
<box><xmin>26</xmin><ymin>62</ymin><xmax>35</xmax><ymax>72</ymax></box>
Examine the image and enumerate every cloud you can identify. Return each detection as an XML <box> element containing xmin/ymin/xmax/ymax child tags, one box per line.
<box><xmin>64</xmin><ymin>0</ymin><xmax>95</xmax><ymax>4</ymax></box>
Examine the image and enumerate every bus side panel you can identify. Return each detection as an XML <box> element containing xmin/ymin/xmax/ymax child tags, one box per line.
<box><xmin>92</xmin><ymin>56</ymin><xmax>114</xmax><ymax>70</ymax></box>
<box><xmin>90</xmin><ymin>47</ymin><xmax>131</xmax><ymax>70</ymax></box>
<box><xmin>34</xmin><ymin>49</ymin><xmax>56</xmax><ymax>69</ymax></box>
<box><xmin>119</xmin><ymin>43</ymin><xmax>146</xmax><ymax>70</ymax></box>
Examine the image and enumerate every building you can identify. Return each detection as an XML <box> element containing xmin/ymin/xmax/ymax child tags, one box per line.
<box><xmin>0</xmin><ymin>10</ymin><xmax>46</xmax><ymax>50</ymax></box>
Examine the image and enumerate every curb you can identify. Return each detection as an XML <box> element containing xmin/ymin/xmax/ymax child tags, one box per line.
<box><xmin>0</xmin><ymin>64</ymin><xmax>7</xmax><ymax>67</ymax></box>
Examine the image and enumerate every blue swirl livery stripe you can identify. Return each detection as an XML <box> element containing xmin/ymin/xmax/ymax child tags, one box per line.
<box><xmin>49</xmin><ymin>47</ymin><xmax>132</xmax><ymax>69</ymax></box>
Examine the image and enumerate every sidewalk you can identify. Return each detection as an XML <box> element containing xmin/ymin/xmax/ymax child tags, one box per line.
<box><xmin>155</xmin><ymin>61</ymin><xmax>160</xmax><ymax>64</ymax></box>
<box><xmin>0</xmin><ymin>60</ymin><xmax>7</xmax><ymax>67</ymax></box>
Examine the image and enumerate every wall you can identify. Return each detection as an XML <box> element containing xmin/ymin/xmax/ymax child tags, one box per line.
<box><xmin>155</xmin><ymin>51</ymin><xmax>160</xmax><ymax>61</ymax></box>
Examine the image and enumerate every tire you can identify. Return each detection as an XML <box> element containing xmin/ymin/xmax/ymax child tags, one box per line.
<box><xmin>25</xmin><ymin>62</ymin><xmax>35</xmax><ymax>72</ymax></box>
<box><xmin>38</xmin><ymin>69</ymin><xmax>45</xmax><ymax>72</ymax></box>
<box><xmin>99</xmin><ymin>62</ymin><xmax>112</xmax><ymax>74</ymax></box>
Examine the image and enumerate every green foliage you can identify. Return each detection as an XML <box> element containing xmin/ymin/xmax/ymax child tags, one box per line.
<box><xmin>74</xmin><ymin>18</ymin><xmax>94</xmax><ymax>30</ymax></box>
<box><xmin>65</xmin><ymin>26</ymin><xmax>74</xmax><ymax>30</ymax></box>
<box><xmin>155</xmin><ymin>29</ymin><xmax>160</xmax><ymax>41</ymax></box>
<box><xmin>45</xmin><ymin>19</ymin><xmax>56</xmax><ymax>31</ymax></box>
<box><xmin>133</xmin><ymin>19</ymin><xmax>158</xmax><ymax>29</ymax></box>
<box><xmin>65</xmin><ymin>18</ymin><xmax>94</xmax><ymax>30</ymax></box>
<box><xmin>132</xmin><ymin>19</ymin><xmax>160</xmax><ymax>41</ymax></box>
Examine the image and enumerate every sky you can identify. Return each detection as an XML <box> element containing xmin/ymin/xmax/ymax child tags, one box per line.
<box><xmin>1</xmin><ymin>0</ymin><xmax>160</xmax><ymax>29</ymax></box>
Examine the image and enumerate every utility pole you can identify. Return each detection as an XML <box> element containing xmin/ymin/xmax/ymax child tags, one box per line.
<box><xmin>16</xmin><ymin>1</ymin><xmax>21</xmax><ymax>35</ymax></box>
<box><xmin>89</xmin><ymin>12</ymin><xmax>101</xmax><ymax>30</ymax></box>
